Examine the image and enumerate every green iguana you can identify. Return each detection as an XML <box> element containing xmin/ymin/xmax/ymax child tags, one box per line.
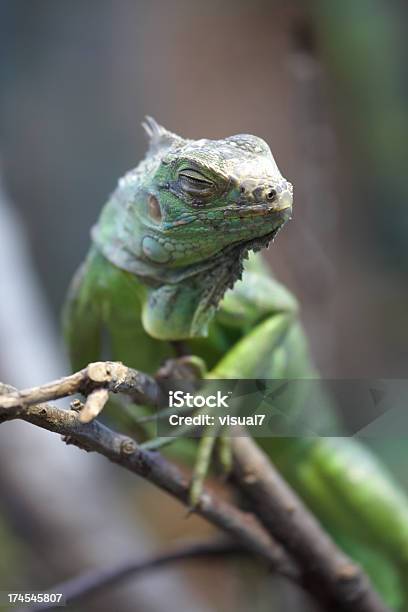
<box><xmin>63</xmin><ymin>117</ymin><xmax>408</xmax><ymax>608</ymax></box>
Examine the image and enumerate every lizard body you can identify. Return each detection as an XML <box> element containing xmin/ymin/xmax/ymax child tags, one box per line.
<box><xmin>64</xmin><ymin>118</ymin><xmax>408</xmax><ymax>607</ymax></box>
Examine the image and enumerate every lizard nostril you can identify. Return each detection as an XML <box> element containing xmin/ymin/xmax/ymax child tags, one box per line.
<box><xmin>266</xmin><ymin>189</ymin><xmax>277</xmax><ymax>201</ymax></box>
<box><xmin>240</xmin><ymin>186</ymin><xmax>246</xmax><ymax>194</ymax></box>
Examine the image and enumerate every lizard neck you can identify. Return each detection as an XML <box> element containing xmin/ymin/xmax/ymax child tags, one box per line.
<box><xmin>93</xmin><ymin>228</ymin><xmax>279</xmax><ymax>340</ymax></box>
<box><xmin>141</xmin><ymin>248</ymin><xmax>242</xmax><ymax>340</ymax></box>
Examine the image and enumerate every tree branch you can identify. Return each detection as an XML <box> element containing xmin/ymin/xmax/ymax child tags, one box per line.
<box><xmin>0</xmin><ymin>363</ymin><xmax>390</xmax><ymax>612</ymax></box>
<box><xmin>0</xmin><ymin>380</ymin><xmax>297</xmax><ymax>584</ymax></box>
<box><xmin>29</xmin><ymin>539</ymin><xmax>244</xmax><ymax>612</ymax></box>
<box><xmin>0</xmin><ymin>362</ymin><xmax>164</xmax><ymax>412</ymax></box>
<box><xmin>231</xmin><ymin>435</ymin><xmax>388</xmax><ymax>612</ymax></box>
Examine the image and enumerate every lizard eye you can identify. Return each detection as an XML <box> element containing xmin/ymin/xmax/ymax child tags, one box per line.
<box><xmin>178</xmin><ymin>168</ymin><xmax>215</xmax><ymax>196</ymax></box>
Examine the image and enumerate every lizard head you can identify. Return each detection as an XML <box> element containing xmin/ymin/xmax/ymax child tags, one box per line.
<box><xmin>94</xmin><ymin>117</ymin><xmax>293</xmax><ymax>338</ymax></box>
<box><xmin>132</xmin><ymin>117</ymin><xmax>293</xmax><ymax>267</ymax></box>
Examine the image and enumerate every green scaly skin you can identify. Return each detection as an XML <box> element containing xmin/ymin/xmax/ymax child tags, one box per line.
<box><xmin>64</xmin><ymin>118</ymin><xmax>408</xmax><ymax>608</ymax></box>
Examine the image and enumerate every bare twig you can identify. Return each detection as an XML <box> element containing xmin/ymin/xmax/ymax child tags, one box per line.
<box><xmin>28</xmin><ymin>539</ymin><xmax>244</xmax><ymax>611</ymax></box>
<box><xmin>0</xmin><ymin>366</ymin><xmax>390</xmax><ymax>612</ymax></box>
<box><xmin>231</xmin><ymin>435</ymin><xmax>388</xmax><ymax>612</ymax></box>
<box><xmin>0</xmin><ymin>362</ymin><xmax>165</xmax><ymax>412</ymax></box>
<box><xmin>0</xmin><ymin>382</ymin><xmax>297</xmax><ymax>583</ymax></box>
<box><xmin>79</xmin><ymin>388</ymin><xmax>109</xmax><ymax>423</ymax></box>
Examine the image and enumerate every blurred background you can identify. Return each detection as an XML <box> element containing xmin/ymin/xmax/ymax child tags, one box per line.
<box><xmin>0</xmin><ymin>1</ymin><xmax>407</xmax><ymax>610</ymax></box>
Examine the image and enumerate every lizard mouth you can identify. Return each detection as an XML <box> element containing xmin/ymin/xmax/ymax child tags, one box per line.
<box><xmin>224</xmin><ymin>202</ymin><xmax>292</xmax><ymax>220</ymax></box>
